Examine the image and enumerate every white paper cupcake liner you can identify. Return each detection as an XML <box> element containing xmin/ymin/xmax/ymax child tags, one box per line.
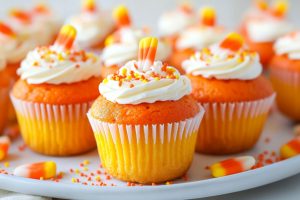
<box><xmin>270</xmin><ymin>68</ymin><xmax>300</xmax><ymax>85</ymax></box>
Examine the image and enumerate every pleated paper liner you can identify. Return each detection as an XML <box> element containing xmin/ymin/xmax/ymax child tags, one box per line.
<box><xmin>270</xmin><ymin>68</ymin><xmax>300</xmax><ymax>120</ymax></box>
<box><xmin>0</xmin><ymin>87</ymin><xmax>10</xmax><ymax>133</ymax></box>
<box><xmin>196</xmin><ymin>94</ymin><xmax>275</xmax><ymax>154</ymax></box>
<box><xmin>87</xmin><ymin>106</ymin><xmax>205</xmax><ymax>184</ymax></box>
<box><xmin>10</xmin><ymin>95</ymin><xmax>96</xmax><ymax>156</ymax></box>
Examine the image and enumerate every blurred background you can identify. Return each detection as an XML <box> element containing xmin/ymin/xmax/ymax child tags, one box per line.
<box><xmin>0</xmin><ymin>0</ymin><xmax>299</xmax><ymax>34</ymax></box>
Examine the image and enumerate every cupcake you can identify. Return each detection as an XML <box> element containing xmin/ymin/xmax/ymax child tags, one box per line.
<box><xmin>101</xmin><ymin>5</ymin><xmax>171</xmax><ymax>78</ymax></box>
<box><xmin>270</xmin><ymin>32</ymin><xmax>300</xmax><ymax>120</ymax></box>
<box><xmin>239</xmin><ymin>0</ymin><xmax>293</xmax><ymax>67</ymax></box>
<box><xmin>158</xmin><ymin>3</ymin><xmax>196</xmax><ymax>46</ymax></box>
<box><xmin>88</xmin><ymin>37</ymin><xmax>204</xmax><ymax>183</ymax></box>
<box><xmin>169</xmin><ymin>7</ymin><xmax>226</xmax><ymax>73</ymax></box>
<box><xmin>182</xmin><ymin>33</ymin><xmax>275</xmax><ymax>154</ymax></box>
<box><xmin>11</xmin><ymin>25</ymin><xmax>101</xmax><ymax>156</ymax></box>
<box><xmin>66</xmin><ymin>0</ymin><xmax>116</xmax><ymax>50</ymax></box>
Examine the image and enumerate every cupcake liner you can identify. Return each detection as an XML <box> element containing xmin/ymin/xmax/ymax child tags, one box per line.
<box><xmin>270</xmin><ymin>68</ymin><xmax>300</xmax><ymax>120</ymax></box>
<box><xmin>196</xmin><ymin>94</ymin><xmax>275</xmax><ymax>154</ymax></box>
<box><xmin>0</xmin><ymin>87</ymin><xmax>10</xmax><ymax>133</ymax></box>
<box><xmin>87</xmin><ymin>106</ymin><xmax>205</xmax><ymax>183</ymax></box>
<box><xmin>10</xmin><ymin>95</ymin><xmax>96</xmax><ymax>156</ymax></box>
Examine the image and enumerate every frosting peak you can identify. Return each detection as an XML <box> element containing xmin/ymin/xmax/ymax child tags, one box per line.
<box><xmin>182</xmin><ymin>33</ymin><xmax>263</xmax><ymax>80</ymax></box>
<box><xmin>274</xmin><ymin>31</ymin><xmax>300</xmax><ymax>60</ymax></box>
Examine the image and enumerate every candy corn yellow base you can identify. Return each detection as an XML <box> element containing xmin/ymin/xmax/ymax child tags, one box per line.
<box><xmin>270</xmin><ymin>70</ymin><xmax>300</xmax><ymax>121</ymax></box>
<box><xmin>280</xmin><ymin>145</ymin><xmax>298</xmax><ymax>160</ymax></box>
<box><xmin>210</xmin><ymin>163</ymin><xmax>226</xmax><ymax>178</ymax></box>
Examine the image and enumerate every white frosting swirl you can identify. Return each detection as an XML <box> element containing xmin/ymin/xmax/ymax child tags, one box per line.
<box><xmin>176</xmin><ymin>26</ymin><xmax>226</xmax><ymax>50</ymax></box>
<box><xmin>246</xmin><ymin>18</ymin><xmax>293</xmax><ymax>42</ymax></box>
<box><xmin>67</xmin><ymin>12</ymin><xmax>114</xmax><ymax>49</ymax></box>
<box><xmin>158</xmin><ymin>9</ymin><xmax>195</xmax><ymax>36</ymax></box>
<box><xmin>18</xmin><ymin>46</ymin><xmax>101</xmax><ymax>84</ymax></box>
<box><xmin>274</xmin><ymin>32</ymin><xmax>300</xmax><ymax>60</ymax></box>
<box><xmin>100</xmin><ymin>61</ymin><xmax>191</xmax><ymax>104</ymax></box>
<box><xmin>102</xmin><ymin>28</ymin><xmax>171</xmax><ymax>66</ymax></box>
<box><xmin>182</xmin><ymin>45</ymin><xmax>262</xmax><ymax>80</ymax></box>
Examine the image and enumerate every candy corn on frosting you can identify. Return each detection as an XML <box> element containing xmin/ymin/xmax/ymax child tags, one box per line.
<box><xmin>11</xmin><ymin>25</ymin><xmax>101</xmax><ymax>156</ymax></box>
<box><xmin>88</xmin><ymin>37</ymin><xmax>204</xmax><ymax>183</ymax></box>
<box><xmin>182</xmin><ymin>32</ymin><xmax>274</xmax><ymax>154</ymax></box>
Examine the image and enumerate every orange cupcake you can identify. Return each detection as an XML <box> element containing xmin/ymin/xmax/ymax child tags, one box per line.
<box><xmin>11</xmin><ymin>25</ymin><xmax>102</xmax><ymax>156</ymax></box>
<box><xmin>0</xmin><ymin>58</ymin><xmax>10</xmax><ymax>134</ymax></box>
<box><xmin>168</xmin><ymin>7</ymin><xmax>226</xmax><ymax>73</ymax></box>
<box><xmin>101</xmin><ymin>5</ymin><xmax>171</xmax><ymax>78</ymax></box>
<box><xmin>182</xmin><ymin>33</ymin><xmax>275</xmax><ymax>154</ymax></box>
<box><xmin>239</xmin><ymin>0</ymin><xmax>293</xmax><ymax>67</ymax></box>
<box><xmin>270</xmin><ymin>32</ymin><xmax>300</xmax><ymax>120</ymax></box>
<box><xmin>66</xmin><ymin>0</ymin><xmax>116</xmax><ymax>51</ymax></box>
<box><xmin>88</xmin><ymin>37</ymin><xmax>204</xmax><ymax>183</ymax></box>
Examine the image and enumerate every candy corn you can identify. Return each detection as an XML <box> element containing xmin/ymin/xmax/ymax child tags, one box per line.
<box><xmin>113</xmin><ymin>5</ymin><xmax>131</xmax><ymax>27</ymax></box>
<box><xmin>180</xmin><ymin>2</ymin><xmax>193</xmax><ymax>14</ymax></box>
<box><xmin>10</xmin><ymin>9</ymin><xmax>31</xmax><ymax>24</ymax></box>
<box><xmin>0</xmin><ymin>136</ymin><xmax>10</xmax><ymax>161</ymax></box>
<box><xmin>271</xmin><ymin>0</ymin><xmax>288</xmax><ymax>17</ymax></box>
<box><xmin>220</xmin><ymin>32</ymin><xmax>244</xmax><ymax>52</ymax></box>
<box><xmin>54</xmin><ymin>25</ymin><xmax>77</xmax><ymax>50</ymax></box>
<box><xmin>14</xmin><ymin>161</ymin><xmax>57</xmax><ymax>180</ymax></box>
<box><xmin>33</xmin><ymin>4</ymin><xmax>49</xmax><ymax>14</ymax></box>
<box><xmin>138</xmin><ymin>37</ymin><xmax>158</xmax><ymax>66</ymax></box>
<box><xmin>255</xmin><ymin>0</ymin><xmax>268</xmax><ymax>11</ymax></box>
<box><xmin>200</xmin><ymin>7</ymin><xmax>216</xmax><ymax>26</ymax></box>
<box><xmin>82</xmin><ymin>0</ymin><xmax>96</xmax><ymax>13</ymax></box>
<box><xmin>280</xmin><ymin>137</ymin><xmax>300</xmax><ymax>159</ymax></box>
<box><xmin>210</xmin><ymin>156</ymin><xmax>256</xmax><ymax>178</ymax></box>
<box><xmin>0</xmin><ymin>22</ymin><xmax>16</xmax><ymax>38</ymax></box>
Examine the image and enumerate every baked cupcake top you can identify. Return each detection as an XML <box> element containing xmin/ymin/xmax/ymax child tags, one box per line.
<box><xmin>17</xmin><ymin>25</ymin><xmax>101</xmax><ymax>85</ymax></box>
<box><xmin>66</xmin><ymin>0</ymin><xmax>115</xmax><ymax>49</ymax></box>
<box><xmin>182</xmin><ymin>33</ymin><xmax>262</xmax><ymax>80</ymax></box>
<box><xmin>244</xmin><ymin>0</ymin><xmax>292</xmax><ymax>42</ymax></box>
<box><xmin>176</xmin><ymin>7</ymin><xmax>226</xmax><ymax>51</ymax></box>
<box><xmin>274</xmin><ymin>32</ymin><xmax>300</xmax><ymax>60</ymax></box>
<box><xmin>158</xmin><ymin>3</ymin><xmax>196</xmax><ymax>37</ymax></box>
<box><xmin>100</xmin><ymin>37</ymin><xmax>191</xmax><ymax>105</ymax></box>
<box><xmin>102</xmin><ymin>6</ymin><xmax>171</xmax><ymax>67</ymax></box>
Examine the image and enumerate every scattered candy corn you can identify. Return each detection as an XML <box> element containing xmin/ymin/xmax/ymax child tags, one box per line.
<box><xmin>0</xmin><ymin>22</ymin><xmax>16</xmax><ymax>38</ymax></box>
<box><xmin>210</xmin><ymin>156</ymin><xmax>256</xmax><ymax>178</ymax></box>
<box><xmin>13</xmin><ymin>161</ymin><xmax>57</xmax><ymax>180</ymax></box>
<box><xmin>200</xmin><ymin>7</ymin><xmax>215</xmax><ymax>26</ymax></box>
<box><xmin>82</xmin><ymin>0</ymin><xmax>96</xmax><ymax>13</ymax></box>
<box><xmin>113</xmin><ymin>5</ymin><xmax>131</xmax><ymax>27</ymax></box>
<box><xmin>138</xmin><ymin>37</ymin><xmax>158</xmax><ymax>66</ymax></box>
<box><xmin>220</xmin><ymin>32</ymin><xmax>244</xmax><ymax>52</ymax></box>
<box><xmin>280</xmin><ymin>137</ymin><xmax>300</xmax><ymax>159</ymax></box>
<box><xmin>54</xmin><ymin>25</ymin><xmax>77</xmax><ymax>50</ymax></box>
<box><xmin>10</xmin><ymin>9</ymin><xmax>31</xmax><ymax>24</ymax></box>
<box><xmin>271</xmin><ymin>0</ymin><xmax>288</xmax><ymax>17</ymax></box>
<box><xmin>0</xmin><ymin>136</ymin><xmax>10</xmax><ymax>161</ymax></box>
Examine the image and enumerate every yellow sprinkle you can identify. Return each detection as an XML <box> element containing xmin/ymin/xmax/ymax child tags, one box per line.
<box><xmin>142</xmin><ymin>80</ymin><xmax>148</xmax><ymax>83</ymax></box>
<box><xmin>57</xmin><ymin>53</ymin><xmax>64</xmax><ymax>61</ymax></box>
<box><xmin>166</xmin><ymin>67</ymin><xmax>175</xmax><ymax>72</ymax></box>
<box><xmin>83</xmin><ymin>167</ymin><xmax>88</xmax><ymax>171</ymax></box>
<box><xmin>71</xmin><ymin>178</ymin><xmax>78</xmax><ymax>183</ymax></box>
<box><xmin>4</xmin><ymin>162</ymin><xmax>9</xmax><ymax>168</ymax></box>
<box><xmin>121</xmin><ymin>68</ymin><xmax>127</xmax><ymax>75</ymax></box>
<box><xmin>103</xmin><ymin>78</ymin><xmax>108</xmax><ymax>84</ymax></box>
<box><xmin>83</xmin><ymin>160</ymin><xmax>90</xmax><ymax>165</ymax></box>
<box><xmin>175</xmin><ymin>75</ymin><xmax>179</xmax><ymax>79</ymax></box>
<box><xmin>154</xmin><ymin>77</ymin><xmax>160</xmax><ymax>81</ymax></box>
<box><xmin>75</xmin><ymin>169</ymin><xmax>80</xmax><ymax>174</ymax></box>
<box><xmin>95</xmin><ymin>176</ymin><xmax>101</xmax><ymax>181</ymax></box>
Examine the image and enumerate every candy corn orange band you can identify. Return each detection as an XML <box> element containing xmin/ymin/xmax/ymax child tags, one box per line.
<box><xmin>113</xmin><ymin>5</ymin><xmax>131</xmax><ymax>27</ymax></box>
<box><xmin>138</xmin><ymin>37</ymin><xmax>158</xmax><ymax>64</ymax></box>
<box><xmin>54</xmin><ymin>25</ymin><xmax>77</xmax><ymax>50</ymax></box>
<box><xmin>0</xmin><ymin>22</ymin><xmax>16</xmax><ymax>37</ymax></box>
<box><xmin>220</xmin><ymin>33</ymin><xmax>244</xmax><ymax>52</ymax></box>
<box><xmin>201</xmin><ymin>7</ymin><xmax>216</xmax><ymax>26</ymax></box>
<box><xmin>83</xmin><ymin>0</ymin><xmax>96</xmax><ymax>12</ymax></box>
<box><xmin>10</xmin><ymin>9</ymin><xmax>31</xmax><ymax>24</ymax></box>
<box><xmin>0</xmin><ymin>136</ymin><xmax>10</xmax><ymax>161</ymax></box>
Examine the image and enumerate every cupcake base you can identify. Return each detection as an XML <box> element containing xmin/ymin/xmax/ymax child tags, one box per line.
<box><xmin>88</xmin><ymin>107</ymin><xmax>204</xmax><ymax>184</ymax></box>
<box><xmin>196</xmin><ymin>95</ymin><xmax>275</xmax><ymax>154</ymax></box>
<box><xmin>0</xmin><ymin>87</ymin><xmax>9</xmax><ymax>134</ymax></box>
<box><xmin>270</xmin><ymin>68</ymin><xmax>300</xmax><ymax>121</ymax></box>
<box><xmin>11</xmin><ymin>95</ymin><xmax>96</xmax><ymax>156</ymax></box>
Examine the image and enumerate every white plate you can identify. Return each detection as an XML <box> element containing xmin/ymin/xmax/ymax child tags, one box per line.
<box><xmin>0</xmin><ymin>110</ymin><xmax>299</xmax><ymax>200</ymax></box>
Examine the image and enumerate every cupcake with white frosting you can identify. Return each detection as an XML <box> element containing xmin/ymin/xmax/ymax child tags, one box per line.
<box><xmin>66</xmin><ymin>0</ymin><xmax>115</xmax><ymax>50</ymax></box>
<box><xmin>88</xmin><ymin>37</ymin><xmax>204</xmax><ymax>184</ymax></box>
<box><xmin>270</xmin><ymin>31</ymin><xmax>300</xmax><ymax>121</ymax></box>
<box><xmin>239</xmin><ymin>0</ymin><xmax>293</xmax><ymax>66</ymax></box>
<box><xmin>101</xmin><ymin>5</ymin><xmax>171</xmax><ymax>77</ymax></box>
<box><xmin>11</xmin><ymin>25</ymin><xmax>102</xmax><ymax>156</ymax></box>
<box><xmin>168</xmin><ymin>7</ymin><xmax>227</xmax><ymax>73</ymax></box>
<box><xmin>183</xmin><ymin>32</ymin><xmax>275</xmax><ymax>154</ymax></box>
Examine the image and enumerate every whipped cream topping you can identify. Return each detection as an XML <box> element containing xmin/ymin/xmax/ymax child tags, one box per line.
<box><xmin>67</xmin><ymin>11</ymin><xmax>114</xmax><ymax>49</ymax></box>
<box><xmin>176</xmin><ymin>26</ymin><xmax>226</xmax><ymax>50</ymax></box>
<box><xmin>158</xmin><ymin>8</ymin><xmax>195</xmax><ymax>36</ymax></box>
<box><xmin>18</xmin><ymin>45</ymin><xmax>101</xmax><ymax>85</ymax></box>
<box><xmin>102</xmin><ymin>28</ymin><xmax>171</xmax><ymax>67</ymax></box>
<box><xmin>182</xmin><ymin>45</ymin><xmax>262</xmax><ymax>80</ymax></box>
<box><xmin>246</xmin><ymin>17</ymin><xmax>293</xmax><ymax>42</ymax></box>
<box><xmin>100</xmin><ymin>61</ymin><xmax>191</xmax><ymax>104</ymax></box>
<box><xmin>274</xmin><ymin>32</ymin><xmax>300</xmax><ymax>60</ymax></box>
